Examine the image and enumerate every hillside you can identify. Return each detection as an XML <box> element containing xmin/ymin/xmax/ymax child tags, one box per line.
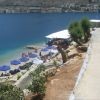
<box><xmin>0</xmin><ymin>0</ymin><xmax>98</xmax><ymax>13</ymax></box>
<box><xmin>0</xmin><ymin>0</ymin><xmax>90</xmax><ymax>7</ymax></box>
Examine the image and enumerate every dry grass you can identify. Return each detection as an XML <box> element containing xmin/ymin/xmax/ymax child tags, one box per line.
<box><xmin>25</xmin><ymin>50</ymin><xmax>85</xmax><ymax>100</ymax></box>
<box><xmin>44</xmin><ymin>54</ymin><xmax>84</xmax><ymax>100</ymax></box>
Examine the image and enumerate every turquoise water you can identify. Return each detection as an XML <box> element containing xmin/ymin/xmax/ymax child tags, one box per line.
<box><xmin>0</xmin><ymin>12</ymin><xmax>100</xmax><ymax>65</ymax></box>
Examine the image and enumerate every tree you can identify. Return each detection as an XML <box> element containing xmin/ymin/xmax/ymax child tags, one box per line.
<box><xmin>28</xmin><ymin>75</ymin><xmax>46</xmax><ymax>95</ymax></box>
<box><xmin>69</xmin><ymin>21</ymin><xmax>84</xmax><ymax>45</ymax></box>
<box><xmin>57</xmin><ymin>45</ymin><xmax>67</xmax><ymax>63</ymax></box>
<box><xmin>0</xmin><ymin>83</ymin><xmax>24</xmax><ymax>100</ymax></box>
<box><xmin>53</xmin><ymin>60</ymin><xmax>59</xmax><ymax>69</ymax></box>
<box><xmin>35</xmin><ymin>64</ymin><xmax>46</xmax><ymax>73</ymax></box>
<box><xmin>28</xmin><ymin>64</ymin><xmax>46</xmax><ymax>100</ymax></box>
<box><xmin>30</xmin><ymin>64</ymin><xmax>46</xmax><ymax>77</ymax></box>
<box><xmin>81</xmin><ymin>18</ymin><xmax>91</xmax><ymax>42</ymax></box>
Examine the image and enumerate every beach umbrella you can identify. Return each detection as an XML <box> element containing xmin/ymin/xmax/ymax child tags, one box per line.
<box><xmin>44</xmin><ymin>46</ymin><xmax>58</xmax><ymax>54</ymax></box>
<box><xmin>41</xmin><ymin>48</ymin><xmax>50</xmax><ymax>56</ymax></box>
<box><xmin>41</xmin><ymin>46</ymin><xmax>57</xmax><ymax>52</ymax></box>
<box><xmin>28</xmin><ymin>53</ymin><xmax>37</xmax><ymax>58</ymax></box>
<box><xmin>46</xmin><ymin>46</ymin><xmax>57</xmax><ymax>50</ymax></box>
<box><xmin>10</xmin><ymin>60</ymin><xmax>21</xmax><ymax>65</ymax></box>
<box><xmin>41</xmin><ymin>48</ymin><xmax>49</xmax><ymax>52</ymax></box>
<box><xmin>10</xmin><ymin>60</ymin><xmax>21</xmax><ymax>70</ymax></box>
<box><xmin>19</xmin><ymin>57</ymin><xmax>29</xmax><ymax>62</ymax></box>
<box><xmin>50</xmin><ymin>49</ymin><xmax>58</xmax><ymax>54</ymax></box>
<box><xmin>33</xmin><ymin>58</ymin><xmax>43</xmax><ymax>65</ymax></box>
<box><xmin>0</xmin><ymin>65</ymin><xmax>10</xmax><ymax>71</ymax></box>
<box><xmin>40</xmin><ymin>46</ymin><xmax>57</xmax><ymax>56</ymax></box>
<box><xmin>22</xmin><ymin>53</ymin><xmax>28</xmax><ymax>57</ymax></box>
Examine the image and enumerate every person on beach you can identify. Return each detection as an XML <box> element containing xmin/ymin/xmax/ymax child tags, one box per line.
<box><xmin>39</xmin><ymin>51</ymin><xmax>42</xmax><ymax>57</ymax></box>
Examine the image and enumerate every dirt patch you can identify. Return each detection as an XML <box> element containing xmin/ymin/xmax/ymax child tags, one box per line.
<box><xmin>25</xmin><ymin>53</ymin><xmax>85</xmax><ymax>100</ymax></box>
<box><xmin>44</xmin><ymin>55</ymin><xmax>84</xmax><ymax>100</ymax></box>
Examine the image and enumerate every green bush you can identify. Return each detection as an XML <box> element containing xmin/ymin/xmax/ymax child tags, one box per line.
<box><xmin>81</xmin><ymin>17</ymin><xmax>91</xmax><ymax>42</ymax></box>
<box><xmin>28</xmin><ymin>75</ymin><xmax>46</xmax><ymax>95</ymax></box>
<box><xmin>0</xmin><ymin>83</ymin><xmax>24</xmax><ymax>100</ymax></box>
<box><xmin>68</xmin><ymin>18</ymin><xmax>91</xmax><ymax>45</ymax></box>
<box><xmin>30</xmin><ymin>64</ymin><xmax>46</xmax><ymax>77</ymax></box>
<box><xmin>19</xmin><ymin>62</ymin><xmax>33</xmax><ymax>70</ymax></box>
<box><xmin>53</xmin><ymin>60</ymin><xmax>59</xmax><ymax>69</ymax></box>
<box><xmin>69</xmin><ymin>21</ymin><xmax>84</xmax><ymax>45</ymax></box>
<box><xmin>17</xmin><ymin>74</ymin><xmax>21</xmax><ymax>80</ymax></box>
<box><xmin>28</xmin><ymin>64</ymin><xmax>46</xmax><ymax>99</ymax></box>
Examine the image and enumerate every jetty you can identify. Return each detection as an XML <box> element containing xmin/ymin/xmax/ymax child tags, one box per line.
<box><xmin>26</xmin><ymin>45</ymin><xmax>41</xmax><ymax>50</ymax></box>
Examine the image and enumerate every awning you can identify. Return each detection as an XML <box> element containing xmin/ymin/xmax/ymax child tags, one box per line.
<box><xmin>45</xmin><ymin>30</ymin><xmax>70</xmax><ymax>39</ymax></box>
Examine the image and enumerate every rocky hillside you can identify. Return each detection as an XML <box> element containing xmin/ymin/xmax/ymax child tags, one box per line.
<box><xmin>0</xmin><ymin>0</ymin><xmax>90</xmax><ymax>7</ymax></box>
<box><xmin>0</xmin><ymin>0</ymin><xmax>98</xmax><ymax>13</ymax></box>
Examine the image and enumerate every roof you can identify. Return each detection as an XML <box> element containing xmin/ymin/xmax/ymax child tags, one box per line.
<box><xmin>90</xmin><ymin>19</ymin><xmax>100</xmax><ymax>23</ymax></box>
<box><xmin>45</xmin><ymin>30</ymin><xmax>70</xmax><ymax>39</ymax></box>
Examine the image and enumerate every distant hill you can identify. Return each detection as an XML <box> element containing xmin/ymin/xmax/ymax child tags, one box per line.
<box><xmin>0</xmin><ymin>0</ymin><xmax>98</xmax><ymax>13</ymax></box>
<box><xmin>0</xmin><ymin>0</ymin><xmax>90</xmax><ymax>7</ymax></box>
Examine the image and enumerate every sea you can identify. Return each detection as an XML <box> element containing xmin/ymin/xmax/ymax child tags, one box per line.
<box><xmin>0</xmin><ymin>12</ymin><xmax>100</xmax><ymax>65</ymax></box>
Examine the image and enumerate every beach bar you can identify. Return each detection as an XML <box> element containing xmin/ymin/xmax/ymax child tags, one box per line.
<box><xmin>45</xmin><ymin>30</ymin><xmax>70</xmax><ymax>39</ymax></box>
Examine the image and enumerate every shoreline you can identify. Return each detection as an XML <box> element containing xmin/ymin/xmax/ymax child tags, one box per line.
<box><xmin>0</xmin><ymin>6</ymin><xmax>98</xmax><ymax>14</ymax></box>
<box><xmin>0</xmin><ymin>42</ymin><xmax>45</xmax><ymax>66</ymax></box>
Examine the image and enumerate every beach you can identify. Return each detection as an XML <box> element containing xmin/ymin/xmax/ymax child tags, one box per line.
<box><xmin>24</xmin><ymin>44</ymin><xmax>86</xmax><ymax>100</ymax></box>
<box><xmin>0</xmin><ymin>12</ymin><xmax>99</xmax><ymax>66</ymax></box>
<box><xmin>0</xmin><ymin>43</ymin><xmax>44</xmax><ymax>65</ymax></box>
<box><xmin>0</xmin><ymin>12</ymin><xmax>99</xmax><ymax>100</ymax></box>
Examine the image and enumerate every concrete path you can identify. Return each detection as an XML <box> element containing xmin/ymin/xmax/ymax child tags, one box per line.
<box><xmin>15</xmin><ymin>65</ymin><xmax>38</xmax><ymax>90</ymax></box>
<box><xmin>74</xmin><ymin>28</ymin><xmax>100</xmax><ymax>100</ymax></box>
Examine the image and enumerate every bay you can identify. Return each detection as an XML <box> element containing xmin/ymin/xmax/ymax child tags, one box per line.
<box><xmin>0</xmin><ymin>12</ymin><xmax>99</xmax><ymax>65</ymax></box>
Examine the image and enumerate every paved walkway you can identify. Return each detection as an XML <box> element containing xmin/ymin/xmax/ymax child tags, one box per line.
<box><xmin>15</xmin><ymin>65</ymin><xmax>38</xmax><ymax>90</ymax></box>
<box><xmin>74</xmin><ymin>28</ymin><xmax>100</xmax><ymax>100</ymax></box>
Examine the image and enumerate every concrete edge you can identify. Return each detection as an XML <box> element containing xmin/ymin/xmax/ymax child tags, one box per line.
<box><xmin>69</xmin><ymin>35</ymin><xmax>93</xmax><ymax>100</ymax></box>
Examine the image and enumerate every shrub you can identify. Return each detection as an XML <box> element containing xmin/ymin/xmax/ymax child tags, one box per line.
<box><xmin>69</xmin><ymin>21</ymin><xmax>84</xmax><ymax>45</ymax></box>
<box><xmin>19</xmin><ymin>62</ymin><xmax>33</xmax><ymax>70</ymax></box>
<box><xmin>9</xmin><ymin>69</ymin><xmax>20</xmax><ymax>75</ymax></box>
<box><xmin>68</xmin><ymin>18</ymin><xmax>91</xmax><ymax>45</ymax></box>
<box><xmin>17</xmin><ymin>74</ymin><xmax>21</xmax><ymax>80</ymax></box>
<box><xmin>28</xmin><ymin>64</ymin><xmax>46</xmax><ymax>100</ymax></box>
<box><xmin>30</xmin><ymin>64</ymin><xmax>46</xmax><ymax>77</ymax></box>
<box><xmin>81</xmin><ymin>17</ymin><xmax>91</xmax><ymax>42</ymax></box>
<box><xmin>53</xmin><ymin>60</ymin><xmax>59</xmax><ymax>69</ymax></box>
<box><xmin>28</xmin><ymin>75</ymin><xmax>46</xmax><ymax>95</ymax></box>
<box><xmin>0</xmin><ymin>83</ymin><xmax>24</xmax><ymax>100</ymax></box>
